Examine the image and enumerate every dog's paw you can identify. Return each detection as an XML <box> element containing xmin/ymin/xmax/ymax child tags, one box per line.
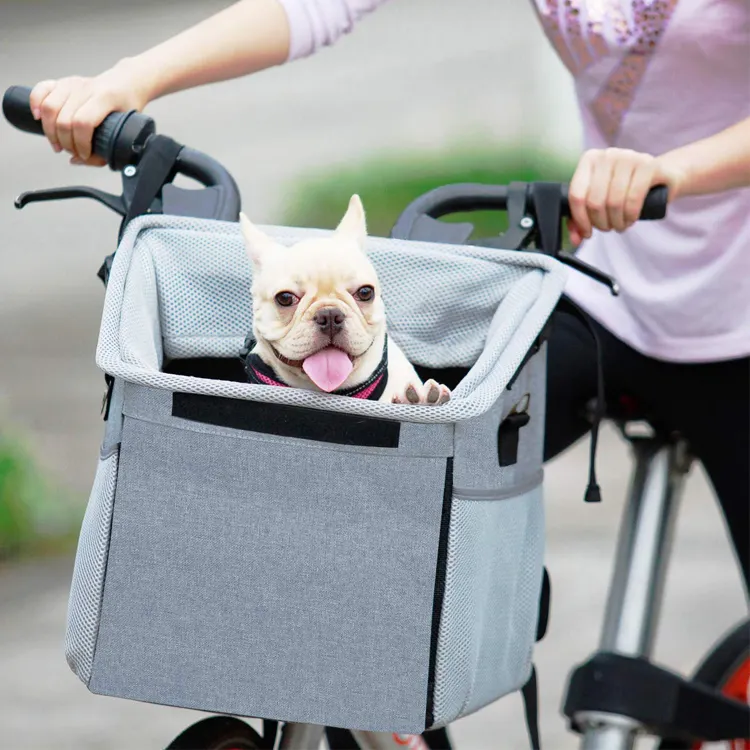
<box><xmin>391</xmin><ymin>379</ymin><xmax>451</xmax><ymax>406</ymax></box>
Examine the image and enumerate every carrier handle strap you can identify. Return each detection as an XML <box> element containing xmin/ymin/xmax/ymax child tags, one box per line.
<box><xmin>522</xmin><ymin>666</ymin><xmax>542</xmax><ymax>750</ymax></box>
<box><xmin>122</xmin><ymin>134</ymin><xmax>183</xmax><ymax>229</ymax></box>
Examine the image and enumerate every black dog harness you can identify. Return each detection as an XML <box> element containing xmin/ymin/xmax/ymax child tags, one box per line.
<box><xmin>240</xmin><ymin>334</ymin><xmax>389</xmax><ymax>401</ymax></box>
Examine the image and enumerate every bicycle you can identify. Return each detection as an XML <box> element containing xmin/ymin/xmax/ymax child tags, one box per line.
<box><xmin>3</xmin><ymin>85</ymin><xmax>748</xmax><ymax>750</ymax></box>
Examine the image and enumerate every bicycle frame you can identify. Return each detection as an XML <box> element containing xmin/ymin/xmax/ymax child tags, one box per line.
<box><xmin>571</xmin><ymin>424</ymin><xmax>693</xmax><ymax>750</ymax></box>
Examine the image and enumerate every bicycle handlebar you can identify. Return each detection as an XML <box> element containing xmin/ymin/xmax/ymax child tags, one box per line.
<box><xmin>395</xmin><ymin>182</ymin><xmax>669</xmax><ymax>225</ymax></box>
<box><xmin>3</xmin><ymin>85</ymin><xmax>241</xmax><ymax>220</ymax></box>
<box><xmin>4</xmin><ymin>84</ymin><xmax>666</xmax><ymax>245</ymax></box>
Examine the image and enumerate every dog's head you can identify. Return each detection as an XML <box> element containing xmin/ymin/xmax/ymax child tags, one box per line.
<box><xmin>240</xmin><ymin>194</ymin><xmax>386</xmax><ymax>392</ymax></box>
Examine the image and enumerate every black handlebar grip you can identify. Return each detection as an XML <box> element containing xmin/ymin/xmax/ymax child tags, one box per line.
<box><xmin>638</xmin><ymin>184</ymin><xmax>669</xmax><ymax>220</ymax></box>
<box><xmin>3</xmin><ymin>86</ymin><xmax>127</xmax><ymax>159</ymax></box>
<box><xmin>561</xmin><ymin>184</ymin><xmax>669</xmax><ymax>221</ymax></box>
<box><xmin>2</xmin><ymin>86</ymin><xmax>44</xmax><ymax>136</ymax></box>
<box><xmin>3</xmin><ymin>84</ymin><xmax>121</xmax><ymax>161</ymax></box>
<box><xmin>90</xmin><ymin>111</ymin><xmax>129</xmax><ymax>160</ymax></box>
<box><xmin>3</xmin><ymin>85</ymin><xmax>157</xmax><ymax>170</ymax></box>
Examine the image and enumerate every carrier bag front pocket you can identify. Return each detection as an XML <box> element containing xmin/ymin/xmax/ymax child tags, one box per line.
<box><xmin>86</xmin><ymin>383</ymin><xmax>455</xmax><ymax>734</ymax></box>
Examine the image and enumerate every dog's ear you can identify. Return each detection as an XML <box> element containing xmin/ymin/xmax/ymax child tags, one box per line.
<box><xmin>334</xmin><ymin>194</ymin><xmax>367</xmax><ymax>249</ymax></box>
<box><xmin>240</xmin><ymin>212</ymin><xmax>278</xmax><ymax>267</ymax></box>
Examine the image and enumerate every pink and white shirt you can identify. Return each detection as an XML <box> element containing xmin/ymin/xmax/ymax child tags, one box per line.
<box><xmin>277</xmin><ymin>0</ymin><xmax>750</xmax><ymax>363</ymax></box>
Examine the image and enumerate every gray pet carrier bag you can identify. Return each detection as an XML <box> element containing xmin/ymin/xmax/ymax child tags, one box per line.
<box><xmin>65</xmin><ymin>215</ymin><xmax>567</xmax><ymax>734</ymax></box>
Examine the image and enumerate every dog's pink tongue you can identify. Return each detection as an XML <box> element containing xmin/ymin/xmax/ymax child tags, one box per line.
<box><xmin>302</xmin><ymin>347</ymin><xmax>353</xmax><ymax>392</ymax></box>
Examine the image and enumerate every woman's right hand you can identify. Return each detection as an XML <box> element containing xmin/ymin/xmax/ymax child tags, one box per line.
<box><xmin>30</xmin><ymin>62</ymin><xmax>150</xmax><ymax>166</ymax></box>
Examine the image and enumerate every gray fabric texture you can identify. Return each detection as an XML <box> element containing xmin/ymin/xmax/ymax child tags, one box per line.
<box><xmin>453</xmin><ymin>345</ymin><xmax>547</xmax><ymax>492</ymax></box>
<box><xmin>89</xmin><ymin>412</ymin><xmax>448</xmax><ymax>733</ymax></box>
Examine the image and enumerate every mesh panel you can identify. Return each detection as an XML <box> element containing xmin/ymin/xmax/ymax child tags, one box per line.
<box><xmin>96</xmin><ymin>216</ymin><xmax>567</xmax><ymax>424</ymax></box>
<box><xmin>466</xmin><ymin>485</ymin><xmax>544</xmax><ymax>712</ymax></box>
<box><xmin>120</xmin><ymin>245</ymin><xmax>162</xmax><ymax>368</ymax></box>
<box><xmin>500</xmin><ymin>487</ymin><xmax>545</xmax><ymax>692</ymax></box>
<box><xmin>430</xmin><ymin>484</ymin><xmax>545</xmax><ymax>726</ymax></box>
<box><xmin>430</xmin><ymin>498</ymin><xmax>483</xmax><ymax>725</ymax></box>
<box><xmin>65</xmin><ymin>452</ymin><xmax>119</xmax><ymax>685</ymax></box>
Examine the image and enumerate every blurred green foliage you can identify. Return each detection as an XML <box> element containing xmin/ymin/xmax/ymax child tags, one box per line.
<box><xmin>281</xmin><ymin>144</ymin><xmax>576</xmax><ymax>244</ymax></box>
<box><xmin>0</xmin><ymin>433</ymin><xmax>79</xmax><ymax>560</ymax></box>
<box><xmin>0</xmin><ymin>440</ymin><xmax>35</xmax><ymax>557</ymax></box>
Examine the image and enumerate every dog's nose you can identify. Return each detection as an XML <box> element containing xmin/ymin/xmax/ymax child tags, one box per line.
<box><xmin>314</xmin><ymin>307</ymin><xmax>345</xmax><ymax>332</ymax></box>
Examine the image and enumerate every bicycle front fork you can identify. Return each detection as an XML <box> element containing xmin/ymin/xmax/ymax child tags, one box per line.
<box><xmin>574</xmin><ymin>434</ymin><xmax>692</xmax><ymax>750</ymax></box>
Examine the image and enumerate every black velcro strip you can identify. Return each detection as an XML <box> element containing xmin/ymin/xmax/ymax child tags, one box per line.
<box><xmin>425</xmin><ymin>457</ymin><xmax>454</xmax><ymax>729</ymax></box>
<box><xmin>172</xmin><ymin>392</ymin><xmax>401</xmax><ymax>448</ymax></box>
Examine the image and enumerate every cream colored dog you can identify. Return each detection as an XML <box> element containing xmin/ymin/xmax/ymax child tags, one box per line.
<box><xmin>239</xmin><ymin>194</ymin><xmax>450</xmax><ymax>406</ymax></box>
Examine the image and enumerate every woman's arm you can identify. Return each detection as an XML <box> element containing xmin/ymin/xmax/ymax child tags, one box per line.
<box><xmin>659</xmin><ymin>116</ymin><xmax>750</xmax><ymax>199</ymax></box>
<box><xmin>116</xmin><ymin>0</ymin><xmax>386</xmax><ymax>100</ymax></box>
<box><xmin>114</xmin><ymin>0</ymin><xmax>293</xmax><ymax>101</ymax></box>
<box><xmin>30</xmin><ymin>0</ymin><xmax>387</xmax><ymax>164</ymax></box>
<box><xmin>567</xmin><ymin>116</ymin><xmax>750</xmax><ymax>245</ymax></box>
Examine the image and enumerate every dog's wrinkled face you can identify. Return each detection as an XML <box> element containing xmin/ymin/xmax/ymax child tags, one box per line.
<box><xmin>240</xmin><ymin>195</ymin><xmax>386</xmax><ymax>392</ymax></box>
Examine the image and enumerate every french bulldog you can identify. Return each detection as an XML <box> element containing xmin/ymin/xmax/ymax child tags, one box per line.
<box><xmin>239</xmin><ymin>194</ymin><xmax>451</xmax><ymax>406</ymax></box>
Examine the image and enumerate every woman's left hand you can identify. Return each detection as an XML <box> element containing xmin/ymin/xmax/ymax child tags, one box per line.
<box><xmin>567</xmin><ymin>147</ymin><xmax>684</xmax><ymax>246</ymax></box>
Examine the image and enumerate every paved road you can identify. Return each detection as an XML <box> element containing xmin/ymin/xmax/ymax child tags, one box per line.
<box><xmin>0</xmin><ymin>1</ymin><xmax>746</xmax><ymax>748</ymax></box>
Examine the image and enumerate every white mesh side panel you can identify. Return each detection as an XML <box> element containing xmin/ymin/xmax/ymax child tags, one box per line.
<box><xmin>120</xmin><ymin>244</ymin><xmax>162</xmax><ymax>370</ymax></box>
<box><xmin>96</xmin><ymin>216</ymin><xmax>568</xmax><ymax>425</ymax></box>
<box><xmin>466</xmin><ymin>484</ymin><xmax>545</xmax><ymax>713</ymax></box>
<box><xmin>430</xmin><ymin>484</ymin><xmax>544</xmax><ymax>726</ymax></box>
<box><xmin>497</xmin><ymin>486</ymin><xmax>545</xmax><ymax>696</ymax></box>
<box><xmin>430</xmin><ymin>498</ymin><xmax>483</xmax><ymax>724</ymax></box>
<box><xmin>65</xmin><ymin>452</ymin><xmax>118</xmax><ymax>685</ymax></box>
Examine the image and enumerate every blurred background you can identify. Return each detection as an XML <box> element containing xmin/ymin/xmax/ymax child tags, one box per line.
<box><xmin>0</xmin><ymin>1</ymin><xmax>745</xmax><ymax>748</ymax></box>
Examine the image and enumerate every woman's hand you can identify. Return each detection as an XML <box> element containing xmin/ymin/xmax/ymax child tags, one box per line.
<box><xmin>29</xmin><ymin>61</ymin><xmax>151</xmax><ymax>167</ymax></box>
<box><xmin>567</xmin><ymin>147</ymin><xmax>685</xmax><ymax>246</ymax></box>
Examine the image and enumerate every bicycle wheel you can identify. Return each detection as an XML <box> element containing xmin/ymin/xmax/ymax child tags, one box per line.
<box><xmin>658</xmin><ymin>618</ymin><xmax>750</xmax><ymax>750</ymax></box>
<box><xmin>165</xmin><ymin>716</ymin><xmax>263</xmax><ymax>750</ymax></box>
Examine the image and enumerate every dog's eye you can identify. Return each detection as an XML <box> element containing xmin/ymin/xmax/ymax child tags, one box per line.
<box><xmin>355</xmin><ymin>285</ymin><xmax>375</xmax><ymax>302</ymax></box>
<box><xmin>275</xmin><ymin>291</ymin><xmax>299</xmax><ymax>307</ymax></box>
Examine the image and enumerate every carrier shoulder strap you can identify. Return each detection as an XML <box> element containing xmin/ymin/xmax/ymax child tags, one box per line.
<box><xmin>522</xmin><ymin>666</ymin><xmax>542</xmax><ymax>750</ymax></box>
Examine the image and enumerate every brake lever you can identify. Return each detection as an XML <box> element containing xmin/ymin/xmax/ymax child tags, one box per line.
<box><xmin>15</xmin><ymin>185</ymin><xmax>127</xmax><ymax>216</ymax></box>
<box><xmin>557</xmin><ymin>253</ymin><xmax>620</xmax><ymax>295</ymax></box>
<box><xmin>525</xmin><ymin>183</ymin><xmax>620</xmax><ymax>295</ymax></box>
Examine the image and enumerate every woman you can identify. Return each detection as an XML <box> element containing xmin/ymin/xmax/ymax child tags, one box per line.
<box><xmin>30</xmin><ymin>0</ymin><xmax>749</xmax><ymax>588</ymax></box>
